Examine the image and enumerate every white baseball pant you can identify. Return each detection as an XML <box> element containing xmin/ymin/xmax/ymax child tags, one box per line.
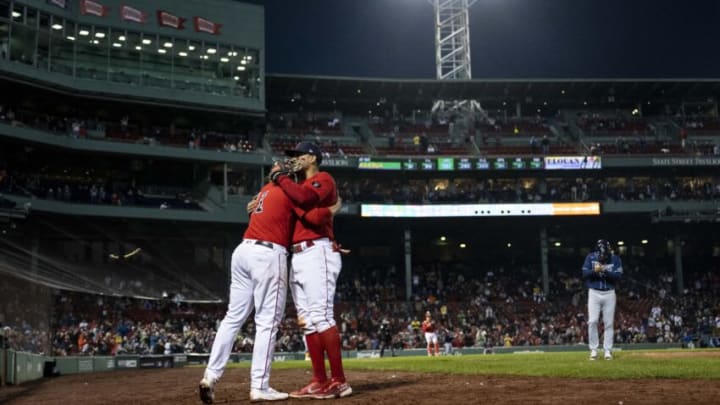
<box><xmin>204</xmin><ymin>240</ymin><xmax>288</xmax><ymax>390</ymax></box>
<box><xmin>587</xmin><ymin>288</ymin><xmax>616</xmax><ymax>353</ymax></box>
<box><xmin>290</xmin><ymin>238</ymin><xmax>341</xmax><ymax>335</ymax></box>
<box><xmin>424</xmin><ymin>332</ymin><xmax>438</xmax><ymax>345</ymax></box>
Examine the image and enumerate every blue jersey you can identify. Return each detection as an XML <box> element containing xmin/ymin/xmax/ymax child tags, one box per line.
<box><xmin>582</xmin><ymin>252</ymin><xmax>623</xmax><ymax>291</ymax></box>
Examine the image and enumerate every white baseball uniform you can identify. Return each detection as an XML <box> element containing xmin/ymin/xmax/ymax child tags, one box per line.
<box><xmin>425</xmin><ymin>332</ymin><xmax>438</xmax><ymax>345</ymax></box>
<box><xmin>203</xmin><ymin>240</ymin><xmax>288</xmax><ymax>390</ymax></box>
<box><xmin>290</xmin><ymin>238</ymin><xmax>341</xmax><ymax>334</ymax></box>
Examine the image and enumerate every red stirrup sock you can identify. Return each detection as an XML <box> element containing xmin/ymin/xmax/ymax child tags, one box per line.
<box><xmin>319</xmin><ymin>326</ymin><xmax>345</xmax><ymax>381</ymax></box>
<box><xmin>306</xmin><ymin>332</ymin><xmax>327</xmax><ymax>382</ymax></box>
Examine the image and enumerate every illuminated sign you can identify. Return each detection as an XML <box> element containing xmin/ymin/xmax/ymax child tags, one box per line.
<box><xmin>358</xmin><ymin>157</ymin><xmax>402</xmax><ymax>170</ymax></box>
<box><xmin>356</xmin><ymin>156</ymin><xmax>596</xmax><ymax>171</ymax></box>
<box><xmin>544</xmin><ymin>156</ymin><xmax>601</xmax><ymax>170</ymax></box>
<box><xmin>437</xmin><ymin>158</ymin><xmax>454</xmax><ymax>171</ymax></box>
<box><xmin>361</xmin><ymin>202</ymin><xmax>601</xmax><ymax>218</ymax></box>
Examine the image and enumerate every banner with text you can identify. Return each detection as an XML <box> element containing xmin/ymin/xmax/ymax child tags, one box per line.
<box><xmin>650</xmin><ymin>156</ymin><xmax>720</xmax><ymax>166</ymax></box>
<box><xmin>544</xmin><ymin>156</ymin><xmax>601</xmax><ymax>170</ymax></box>
<box><xmin>80</xmin><ymin>0</ymin><xmax>108</xmax><ymax>17</ymax></box>
<box><xmin>157</xmin><ymin>10</ymin><xmax>185</xmax><ymax>29</ymax></box>
<box><xmin>194</xmin><ymin>16</ymin><xmax>222</xmax><ymax>35</ymax></box>
<box><xmin>120</xmin><ymin>5</ymin><xmax>147</xmax><ymax>24</ymax></box>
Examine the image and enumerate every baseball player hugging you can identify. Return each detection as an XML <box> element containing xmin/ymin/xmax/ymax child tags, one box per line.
<box><xmin>271</xmin><ymin>142</ymin><xmax>352</xmax><ymax>399</ymax></box>
<box><xmin>581</xmin><ymin>239</ymin><xmax>623</xmax><ymax>361</ymax></box>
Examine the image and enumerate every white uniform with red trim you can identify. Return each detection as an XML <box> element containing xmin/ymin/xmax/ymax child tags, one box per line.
<box><xmin>291</xmin><ymin>237</ymin><xmax>341</xmax><ymax>334</ymax></box>
<box><xmin>422</xmin><ymin>319</ymin><xmax>438</xmax><ymax>344</ymax></box>
<box><xmin>203</xmin><ymin>183</ymin><xmax>292</xmax><ymax>391</ymax></box>
<box><xmin>288</xmin><ymin>172</ymin><xmax>340</xmax><ymax>335</ymax></box>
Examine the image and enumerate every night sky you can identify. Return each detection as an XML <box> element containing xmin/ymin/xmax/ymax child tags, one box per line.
<box><xmin>248</xmin><ymin>0</ymin><xmax>719</xmax><ymax>79</ymax></box>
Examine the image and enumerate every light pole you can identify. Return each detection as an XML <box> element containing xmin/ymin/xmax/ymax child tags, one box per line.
<box><xmin>429</xmin><ymin>0</ymin><xmax>478</xmax><ymax>80</ymax></box>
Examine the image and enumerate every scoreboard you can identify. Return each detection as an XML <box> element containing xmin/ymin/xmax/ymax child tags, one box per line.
<box><xmin>357</xmin><ymin>156</ymin><xmax>600</xmax><ymax>171</ymax></box>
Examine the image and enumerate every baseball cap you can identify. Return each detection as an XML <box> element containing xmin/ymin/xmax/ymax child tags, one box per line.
<box><xmin>285</xmin><ymin>141</ymin><xmax>322</xmax><ymax>164</ymax></box>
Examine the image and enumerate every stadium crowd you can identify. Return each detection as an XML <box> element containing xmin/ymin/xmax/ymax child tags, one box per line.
<box><xmin>336</xmin><ymin>176</ymin><xmax>720</xmax><ymax>204</ymax></box>
<box><xmin>0</xmin><ymin>103</ymin><xmax>259</xmax><ymax>153</ymax></box>
<box><xmin>2</xmin><ymin>260</ymin><xmax>718</xmax><ymax>356</ymax></box>
<box><xmin>5</xmin><ymin>101</ymin><xmax>720</xmax><ymax>159</ymax></box>
<box><xmin>0</xmin><ymin>170</ymin><xmax>201</xmax><ymax>210</ymax></box>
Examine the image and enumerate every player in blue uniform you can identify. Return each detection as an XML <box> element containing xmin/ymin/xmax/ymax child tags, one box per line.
<box><xmin>582</xmin><ymin>239</ymin><xmax>623</xmax><ymax>360</ymax></box>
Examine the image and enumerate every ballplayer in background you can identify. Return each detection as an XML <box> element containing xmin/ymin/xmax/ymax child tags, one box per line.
<box><xmin>199</xmin><ymin>162</ymin><xmax>335</xmax><ymax>404</ymax></box>
<box><xmin>421</xmin><ymin>311</ymin><xmax>440</xmax><ymax>356</ymax></box>
<box><xmin>270</xmin><ymin>142</ymin><xmax>352</xmax><ymax>399</ymax></box>
<box><xmin>582</xmin><ymin>239</ymin><xmax>623</xmax><ymax>361</ymax></box>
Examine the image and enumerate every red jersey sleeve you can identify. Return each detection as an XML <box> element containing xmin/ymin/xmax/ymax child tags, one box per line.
<box><xmin>276</xmin><ymin>176</ymin><xmax>319</xmax><ymax>209</ymax></box>
<box><xmin>277</xmin><ymin>172</ymin><xmax>337</xmax><ymax>210</ymax></box>
<box><xmin>293</xmin><ymin>206</ymin><xmax>332</xmax><ymax>226</ymax></box>
<box><xmin>304</xmin><ymin>172</ymin><xmax>337</xmax><ymax>205</ymax></box>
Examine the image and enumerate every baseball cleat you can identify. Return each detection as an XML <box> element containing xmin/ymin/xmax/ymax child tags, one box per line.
<box><xmin>313</xmin><ymin>379</ymin><xmax>352</xmax><ymax>399</ymax></box>
<box><xmin>289</xmin><ymin>380</ymin><xmax>329</xmax><ymax>398</ymax></box>
<box><xmin>604</xmin><ymin>351</ymin><xmax>613</xmax><ymax>360</ymax></box>
<box><xmin>199</xmin><ymin>377</ymin><xmax>216</xmax><ymax>404</ymax></box>
<box><xmin>589</xmin><ymin>350</ymin><xmax>598</xmax><ymax>361</ymax></box>
<box><xmin>250</xmin><ymin>387</ymin><xmax>289</xmax><ymax>402</ymax></box>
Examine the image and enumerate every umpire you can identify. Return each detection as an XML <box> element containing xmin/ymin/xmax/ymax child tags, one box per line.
<box><xmin>582</xmin><ymin>239</ymin><xmax>623</xmax><ymax>361</ymax></box>
<box><xmin>379</xmin><ymin>319</ymin><xmax>394</xmax><ymax>357</ymax></box>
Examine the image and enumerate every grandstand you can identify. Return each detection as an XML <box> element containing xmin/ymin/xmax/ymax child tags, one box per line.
<box><xmin>0</xmin><ymin>0</ymin><xmax>719</xmax><ymax>403</ymax></box>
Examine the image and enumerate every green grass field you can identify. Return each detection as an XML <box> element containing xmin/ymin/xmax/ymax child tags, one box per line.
<box><xmin>226</xmin><ymin>349</ymin><xmax>720</xmax><ymax>379</ymax></box>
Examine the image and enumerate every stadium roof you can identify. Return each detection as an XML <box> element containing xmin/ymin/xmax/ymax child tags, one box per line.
<box><xmin>266</xmin><ymin>74</ymin><xmax>720</xmax><ymax>112</ymax></box>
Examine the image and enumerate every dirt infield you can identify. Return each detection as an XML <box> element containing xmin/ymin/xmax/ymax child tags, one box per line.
<box><xmin>2</xmin><ymin>367</ymin><xmax>720</xmax><ymax>405</ymax></box>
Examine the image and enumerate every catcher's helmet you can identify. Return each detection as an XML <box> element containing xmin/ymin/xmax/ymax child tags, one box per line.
<box><xmin>595</xmin><ymin>239</ymin><xmax>612</xmax><ymax>263</ymax></box>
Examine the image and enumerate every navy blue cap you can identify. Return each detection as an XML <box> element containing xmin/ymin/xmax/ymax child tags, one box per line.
<box><xmin>285</xmin><ymin>141</ymin><xmax>322</xmax><ymax>164</ymax></box>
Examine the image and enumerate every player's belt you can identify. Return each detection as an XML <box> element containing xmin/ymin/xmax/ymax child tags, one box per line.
<box><xmin>243</xmin><ymin>239</ymin><xmax>276</xmax><ymax>250</ymax></box>
<box><xmin>291</xmin><ymin>240</ymin><xmax>315</xmax><ymax>254</ymax></box>
<box><xmin>590</xmin><ymin>287</ymin><xmax>614</xmax><ymax>291</ymax></box>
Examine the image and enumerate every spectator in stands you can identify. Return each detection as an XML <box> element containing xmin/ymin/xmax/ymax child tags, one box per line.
<box><xmin>388</xmin><ymin>132</ymin><xmax>396</xmax><ymax>149</ymax></box>
<box><xmin>680</xmin><ymin>127</ymin><xmax>688</xmax><ymax>150</ymax></box>
<box><xmin>413</xmin><ymin>134</ymin><xmax>421</xmax><ymax>152</ymax></box>
<box><xmin>420</xmin><ymin>133</ymin><xmax>429</xmax><ymax>153</ymax></box>
<box><xmin>530</xmin><ymin>136</ymin><xmax>539</xmax><ymax>154</ymax></box>
<box><xmin>188</xmin><ymin>130</ymin><xmax>197</xmax><ymax>149</ymax></box>
<box><xmin>541</xmin><ymin>135</ymin><xmax>550</xmax><ymax>154</ymax></box>
<box><xmin>0</xmin><ymin>39</ymin><xmax>8</xmax><ymax>60</ymax></box>
<box><xmin>120</xmin><ymin>116</ymin><xmax>129</xmax><ymax>134</ymax></box>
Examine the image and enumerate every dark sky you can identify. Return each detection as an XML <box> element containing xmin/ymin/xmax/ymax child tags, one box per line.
<box><xmin>252</xmin><ymin>0</ymin><xmax>719</xmax><ymax>79</ymax></box>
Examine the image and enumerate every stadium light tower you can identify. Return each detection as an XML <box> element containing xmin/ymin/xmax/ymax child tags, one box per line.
<box><xmin>429</xmin><ymin>0</ymin><xmax>478</xmax><ymax>80</ymax></box>
<box><xmin>427</xmin><ymin>0</ymin><xmax>486</xmax><ymax>125</ymax></box>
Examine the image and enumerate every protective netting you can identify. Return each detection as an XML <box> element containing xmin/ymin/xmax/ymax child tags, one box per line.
<box><xmin>0</xmin><ymin>214</ymin><xmax>231</xmax><ymax>303</ymax></box>
<box><xmin>0</xmin><ymin>274</ymin><xmax>52</xmax><ymax>354</ymax></box>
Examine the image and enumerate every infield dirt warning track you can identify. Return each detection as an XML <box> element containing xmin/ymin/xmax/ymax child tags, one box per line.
<box><xmin>1</xmin><ymin>366</ymin><xmax>719</xmax><ymax>405</ymax></box>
